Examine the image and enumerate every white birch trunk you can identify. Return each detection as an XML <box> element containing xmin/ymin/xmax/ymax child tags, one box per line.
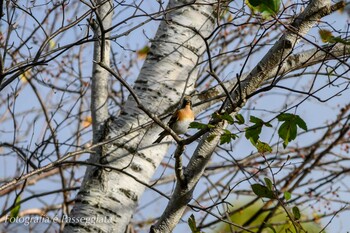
<box><xmin>64</xmin><ymin>1</ymin><xmax>217</xmax><ymax>232</ymax></box>
<box><xmin>90</xmin><ymin>0</ymin><xmax>113</xmax><ymax>143</ymax></box>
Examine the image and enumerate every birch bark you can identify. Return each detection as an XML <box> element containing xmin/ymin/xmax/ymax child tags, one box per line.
<box><xmin>64</xmin><ymin>1</ymin><xmax>217</xmax><ymax>232</ymax></box>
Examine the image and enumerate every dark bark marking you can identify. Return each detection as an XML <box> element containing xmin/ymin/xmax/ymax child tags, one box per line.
<box><xmin>119</xmin><ymin>188</ymin><xmax>138</xmax><ymax>202</ymax></box>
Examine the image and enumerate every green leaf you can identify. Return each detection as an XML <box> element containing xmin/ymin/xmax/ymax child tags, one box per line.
<box><xmin>256</xmin><ymin>140</ymin><xmax>273</xmax><ymax>153</ymax></box>
<box><xmin>247</xmin><ymin>0</ymin><xmax>260</xmax><ymax>7</ymax></box>
<box><xmin>9</xmin><ymin>196</ymin><xmax>21</xmax><ymax>222</ymax></box>
<box><xmin>284</xmin><ymin>191</ymin><xmax>292</xmax><ymax>201</ymax></box>
<box><xmin>319</xmin><ymin>29</ymin><xmax>350</xmax><ymax>45</ymax></box>
<box><xmin>250</xmin><ymin>116</ymin><xmax>272</xmax><ymax>127</ymax></box>
<box><xmin>277</xmin><ymin>113</ymin><xmax>293</xmax><ymax>121</ymax></box>
<box><xmin>245</xmin><ymin>116</ymin><xmax>263</xmax><ymax>144</ymax></box>
<box><xmin>235</xmin><ymin>114</ymin><xmax>245</xmax><ymax>124</ymax></box>
<box><xmin>266</xmin><ymin>0</ymin><xmax>281</xmax><ymax>13</ymax></box>
<box><xmin>207</xmin><ymin>134</ymin><xmax>217</xmax><ymax>142</ymax></box>
<box><xmin>264</xmin><ymin>177</ymin><xmax>273</xmax><ymax>191</ymax></box>
<box><xmin>190</xmin><ymin>122</ymin><xmax>206</xmax><ymax>129</ymax></box>
<box><xmin>213</xmin><ymin>112</ymin><xmax>234</xmax><ymax>124</ymax></box>
<box><xmin>265</xmin><ymin>122</ymin><xmax>272</xmax><ymax>127</ymax></box>
<box><xmin>278</xmin><ymin>121</ymin><xmax>297</xmax><ymax>148</ymax></box>
<box><xmin>220</xmin><ymin>129</ymin><xmax>237</xmax><ymax>145</ymax></box>
<box><xmin>250</xmin><ymin>115</ymin><xmax>263</xmax><ymax>124</ymax></box>
<box><xmin>277</xmin><ymin>113</ymin><xmax>308</xmax><ymax>148</ymax></box>
<box><xmin>188</xmin><ymin>214</ymin><xmax>201</xmax><ymax>233</ymax></box>
<box><xmin>292</xmin><ymin>206</ymin><xmax>301</xmax><ymax>220</ymax></box>
<box><xmin>295</xmin><ymin>116</ymin><xmax>307</xmax><ymax>131</ymax></box>
<box><xmin>266</xmin><ymin>224</ymin><xmax>277</xmax><ymax>233</ymax></box>
<box><xmin>333</xmin><ymin>36</ymin><xmax>350</xmax><ymax>45</ymax></box>
<box><xmin>221</xmin><ymin>112</ymin><xmax>235</xmax><ymax>124</ymax></box>
<box><xmin>245</xmin><ymin>126</ymin><xmax>261</xmax><ymax>144</ymax></box>
<box><xmin>246</xmin><ymin>0</ymin><xmax>281</xmax><ymax>18</ymax></box>
<box><xmin>251</xmin><ymin>184</ymin><xmax>275</xmax><ymax>199</ymax></box>
<box><xmin>319</xmin><ymin>29</ymin><xmax>334</xmax><ymax>43</ymax></box>
<box><xmin>220</xmin><ymin>135</ymin><xmax>231</xmax><ymax>145</ymax></box>
<box><xmin>246</xmin><ymin>116</ymin><xmax>272</xmax><ymax>146</ymax></box>
<box><xmin>189</xmin><ymin>122</ymin><xmax>214</xmax><ymax>129</ymax></box>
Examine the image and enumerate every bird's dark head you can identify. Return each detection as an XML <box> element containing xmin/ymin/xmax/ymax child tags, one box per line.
<box><xmin>181</xmin><ymin>96</ymin><xmax>192</xmax><ymax>108</ymax></box>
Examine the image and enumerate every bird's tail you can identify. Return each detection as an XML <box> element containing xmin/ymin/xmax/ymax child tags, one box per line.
<box><xmin>153</xmin><ymin>132</ymin><xmax>167</xmax><ymax>144</ymax></box>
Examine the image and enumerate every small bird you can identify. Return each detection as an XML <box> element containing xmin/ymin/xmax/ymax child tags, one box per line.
<box><xmin>153</xmin><ymin>96</ymin><xmax>195</xmax><ymax>144</ymax></box>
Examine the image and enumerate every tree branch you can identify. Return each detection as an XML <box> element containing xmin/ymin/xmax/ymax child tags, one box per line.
<box><xmin>151</xmin><ymin>0</ymin><xmax>339</xmax><ymax>231</ymax></box>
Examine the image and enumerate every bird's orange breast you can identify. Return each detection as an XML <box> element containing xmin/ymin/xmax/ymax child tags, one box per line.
<box><xmin>177</xmin><ymin>105</ymin><xmax>194</xmax><ymax>121</ymax></box>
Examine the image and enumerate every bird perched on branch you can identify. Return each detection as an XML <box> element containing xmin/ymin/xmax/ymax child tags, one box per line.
<box><xmin>153</xmin><ymin>96</ymin><xmax>195</xmax><ymax>144</ymax></box>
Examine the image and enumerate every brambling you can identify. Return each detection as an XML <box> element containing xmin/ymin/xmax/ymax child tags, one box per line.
<box><xmin>153</xmin><ymin>96</ymin><xmax>195</xmax><ymax>144</ymax></box>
